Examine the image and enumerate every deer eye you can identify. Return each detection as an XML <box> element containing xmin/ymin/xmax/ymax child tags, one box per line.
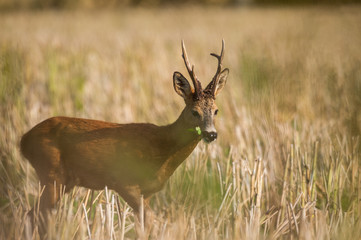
<box><xmin>192</xmin><ymin>110</ymin><xmax>201</xmax><ymax>118</ymax></box>
<box><xmin>214</xmin><ymin>109</ymin><xmax>219</xmax><ymax>116</ymax></box>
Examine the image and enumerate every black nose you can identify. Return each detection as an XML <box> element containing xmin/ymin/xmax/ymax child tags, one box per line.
<box><xmin>203</xmin><ymin>131</ymin><xmax>217</xmax><ymax>142</ymax></box>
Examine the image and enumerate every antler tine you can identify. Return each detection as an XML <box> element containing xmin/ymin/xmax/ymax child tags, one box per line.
<box><xmin>206</xmin><ymin>40</ymin><xmax>225</xmax><ymax>96</ymax></box>
<box><xmin>210</xmin><ymin>39</ymin><xmax>225</xmax><ymax>66</ymax></box>
<box><xmin>181</xmin><ymin>40</ymin><xmax>202</xmax><ymax>99</ymax></box>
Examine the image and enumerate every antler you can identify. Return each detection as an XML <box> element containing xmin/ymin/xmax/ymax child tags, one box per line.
<box><xmin>181</xmin><ymin>40</ymin><xmax>202</xmax><ymax>100</ymax></box>
<box><xmin>205</xmin><ymin>40</ymin><xmax>225</xmax><ymax>97</ymax></box>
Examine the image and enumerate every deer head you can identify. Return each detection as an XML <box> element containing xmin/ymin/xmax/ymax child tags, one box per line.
<box><xmin>173</xmin><ymin>40</ymin><xmax>229</xmax><ymax>143</ymax></box>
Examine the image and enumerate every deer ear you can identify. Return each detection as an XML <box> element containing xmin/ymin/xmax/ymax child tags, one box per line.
<box><xmin>214</xmin><ymin>68</ymin><xmax>229</xmax><ymax>97</ymax></box>
<box><xmin>173</xmin><ymin>72</ymin><xmax>192</xmax><ymax>99</ymax></box>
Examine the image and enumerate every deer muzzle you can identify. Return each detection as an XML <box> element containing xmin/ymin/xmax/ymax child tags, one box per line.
<box><xmin>203</xmin><ymin>131</ymin><xmax>217</xmax><ymax>143</ymax></box>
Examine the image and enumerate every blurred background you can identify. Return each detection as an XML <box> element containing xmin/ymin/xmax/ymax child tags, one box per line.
<box><xmin>1</xmin><ymin>0</ymin><xmax>361</xmax><ymax>239</ymax></box>
<box><xmin>0</xmin><ymin>0</ymin><xmax>360</xmax><ymax>9</ymax></box>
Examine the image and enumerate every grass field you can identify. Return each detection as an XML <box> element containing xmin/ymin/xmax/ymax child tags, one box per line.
<box><xmin>1</xmin><ymin>6</ymin><xmax>361</xmax><ymax>239</ymax></box>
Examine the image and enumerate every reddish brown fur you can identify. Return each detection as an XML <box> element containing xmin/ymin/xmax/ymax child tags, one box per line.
<box><xmin>21</xmin><ymin>115</ymin><xmax>200</xmax><ymax>214</ymax></box>
<box><xmin>20</xmin><ymin>41</ymin><xmax>228</xmax><ymax>219</ymax></box>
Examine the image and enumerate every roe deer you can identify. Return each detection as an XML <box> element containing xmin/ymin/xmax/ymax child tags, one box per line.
<box><xmin>20</xmin><ymin>40</ymin><xmax>229</xmax><ymax>219</ymax></box>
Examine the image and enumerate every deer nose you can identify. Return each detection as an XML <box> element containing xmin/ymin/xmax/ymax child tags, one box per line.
<box><xmin>203</xmin><ymin>131</ymin><xmax>217</xmax><ymax>143</ymax></box>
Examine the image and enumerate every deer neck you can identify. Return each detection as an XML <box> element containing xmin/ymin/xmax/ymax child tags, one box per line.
<box><xmin>167</xmin><ymin>108</ymin><xmax>200</xmax><ymax>148</ymax></box>
<box><xmin>156</xmin><ymin>109</ymin><xmax>201</xmax><ymax>183</ymax></box>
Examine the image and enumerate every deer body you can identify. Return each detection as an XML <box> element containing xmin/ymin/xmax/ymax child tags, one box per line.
<box><xmin>21</xmin><ymin>113</ymin><xmax>200</xmax><ymax>212</ymax></box>
<box><xmin>21</xmin><ymin>41</ymin><xmax>229</xmax><ymax>217</ymax></box>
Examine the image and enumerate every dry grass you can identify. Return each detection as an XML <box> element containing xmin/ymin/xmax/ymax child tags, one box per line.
<box><xmin>1</xmin><ymin>6</ymin><xmax>361</xmax><ymax>239</ymax></box>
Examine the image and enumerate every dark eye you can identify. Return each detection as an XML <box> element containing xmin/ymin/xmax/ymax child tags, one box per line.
<box><xmin>214</xmin><ymin>109</ymin><xmax>219</xmax><ymax>116</ymax></box>
<box><xmin>192</xmin><ymin>110</ymin><xmax>200</xmax><ymax>118</ymax></box>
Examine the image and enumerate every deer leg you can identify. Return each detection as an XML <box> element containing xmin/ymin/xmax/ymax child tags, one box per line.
<box><xmin>39</xmin><ymin>180</ymin><xmax>63</xmax><ymax>213</ymax></box>
<box><xmin>115</xmin><ymin>186</ymin><xmax>154</xmax><ymax>236</ymax></box>
<box><xmin>35</xmin><ymin>149</ymin><xmax>66</xmax><ymax>213</ymax></box>
<box><xmin>117</xmin><ymin>187</ymin><xmax>142</xmax><ymax>217</ymax></box>
<box><xmin>27</xmin><ymin>142</ymin><xmax>68</xmax><ymax>238</ymax></box>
